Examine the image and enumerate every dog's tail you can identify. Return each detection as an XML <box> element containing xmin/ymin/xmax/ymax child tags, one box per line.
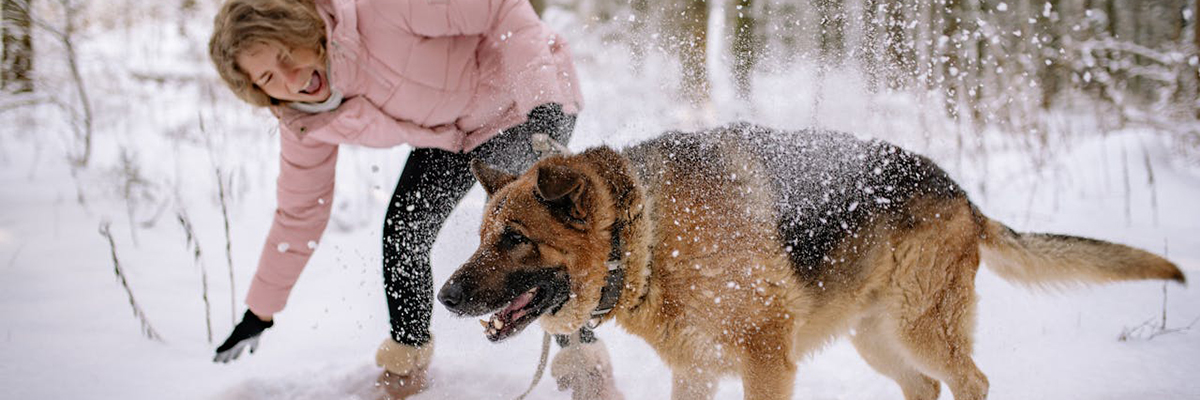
<box><xmin>978</xmin><ymin>217</ymin><xmax>1185</xmax><ymax>287</ymax></box>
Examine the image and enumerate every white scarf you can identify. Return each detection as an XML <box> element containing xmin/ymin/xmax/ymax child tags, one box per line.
<box><xmin>287</xmin><ymin>62</ymin><xmax>344</xmax><ymax>114</ymax></box>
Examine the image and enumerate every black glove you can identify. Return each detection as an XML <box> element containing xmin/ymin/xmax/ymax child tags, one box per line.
<box><xmin>213</xmin><ymin>310</ymin><xmax>274</xmax><ymax>363</ymax></box>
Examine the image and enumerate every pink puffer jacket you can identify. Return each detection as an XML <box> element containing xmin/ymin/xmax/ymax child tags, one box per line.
<box><xmin>246</xmin><ymin>0</ymin><xmax>583</xmax><ymax>315</ymax></box>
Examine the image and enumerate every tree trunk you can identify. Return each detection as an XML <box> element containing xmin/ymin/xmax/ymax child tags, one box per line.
<box><xmin>767</xmin><ymin>1</ymin><xmax>802</xmax><ymax>66</ymax></box>
<box><xmin>1036</xmin><ymin>0</ymin><xmax>1063</xmax><ymax>110</ymax></box>
<box><xmin>884</xmin><ymin>0</ymin><xmax>912</xmax><ymax>89</ymax></box>
<box><xmin>969</xmin><ymin>0</ymin><xmax>987</xmax><ymax>127</ymax></box>
<box><xmin>918</xmin><ymin>0</ymin><xmax>935</xmax><ymax>90</ymax></box>
<box><xmin>730</xmin><ymin>0</ymin><xmax>758</xmax><ymax>100</ymax></box>
<box><xmin>941</xmin><ymin>0</ymin><xmax>961</xmax><ymax>120</ymax></box>
<box><xmin>667</xmin><ymin>0</ymin><xmax>710</xmax><ymax>107</ymax></box>
<box><xmin>628</xmin><ymin>0</ymin><xmax>650</xmax><ymax>73</ymax></box>
<box><xmin>858</xmin><ymin>0</ymin><xmax>881</xmax><ymax>93</ymax></box>
<box><xmin>1</xmin><ymin>0</ymin><xmax>34</xmax><ymax>93</ymax></box>
<box><xmin>816</xmin><ymin>0</ymin><xmax>846</xmax><ymax>65</ymax></box>
<box><xmin>1169</xmin><ymin>0</ymin><xmax>1196</xmax><ymax>114</ymax></box>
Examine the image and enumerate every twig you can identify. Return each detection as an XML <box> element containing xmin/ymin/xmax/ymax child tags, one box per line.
<box><xmin>29</xmin><ymin>0</ymin><xmax>93</xmax><ymax>166</ymax></box>
<box><xmin>176</xmin><ymin>210</ymin><xmax>214</xmax><ymax>344</ymax></box>
<box><xmin>98</xmin><ymin>221</ymin><xmax>163</xmax><ymax>342</ymax></box>
<box><xmin>1160</xmin><ymin>283</ymin><xmax>1168</xmax><ymax>331</ymax></box>
<box><xmin>1141</xmin><ymin>142</ymin><xmax>1158</xmax><ymax>226</ymax></box>
<box><xmin>1117</xmin><ymin>317</ymin><xmax>1155</xmax><ymax>342</ymax></box>
<box><xmin>1116</xmin><ymin>315</ymin><xmax>1196</xmax><ymax>342</ymax></box>
<box><xmin>67</xmin><ymin>164</ymin><xmax>87</xmax><ymax>208</ymax></box>
<box><xmin>215</xmin><ymin>168</ymin><xmax>236</xmax><ymax>326</ymax></box>
<box><xmin>200</xmin><ymin>112</ymin><xmax>237</xmax><ymax>326</ymax></box>
<box><xmin>1121</xmin><ymin>144</ymin><xmax>1130</xmax><ymax>227</ymax></box>
<box><xmin>0</xmin><ymin>94</ymin><xmax>50</xmax><ymax>114</ymax></box>
<box><xmin>128</xmin><ymin>71</ymin><xmax>201</xmax><ymax>85</ymax></box>
<box><xmin>1118</xmin><ymin>267</ymin><xmax>1198</xmax><ymax>342</ymax></box>
<box><xmin>58</xmin><ymin>0</ymin><xmax>92</xmax><ymax>166</ymax></box>
<box><xmin>6</xmin><ymin>242</ymin><xmax>24</xmax><ymax>269</ymax></box>
<box><xmin>118</xmin><ymin>149</ymin><xmax>143</xmax><ymax>246</ymax></box>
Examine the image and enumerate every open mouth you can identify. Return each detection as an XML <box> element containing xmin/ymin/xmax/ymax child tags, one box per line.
<box><xmin>479</xmin><ymin>278</ymin><xmax>570</xmax><ymax>342</ymax></box>
<box><xmin>299</xmin><ymin>71</ymin><xmax>322</xmax><ymax>95</ymax></box>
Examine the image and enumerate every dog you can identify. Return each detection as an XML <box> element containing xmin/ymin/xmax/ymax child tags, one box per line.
<box><xmin>437</xmin><ymin>123</ymin><xmax>1184</xmax><ymax>400</ymax></box>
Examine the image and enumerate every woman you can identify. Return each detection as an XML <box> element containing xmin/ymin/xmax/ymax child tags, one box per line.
<box><xmin>206</xmin><ymin>0</ymin><xmax>582</xmax><ymax>396</ymax></box>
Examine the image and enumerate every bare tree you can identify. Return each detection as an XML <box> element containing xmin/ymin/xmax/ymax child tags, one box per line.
<box><xmin>939</xmin><ymin>0</ymin><xmax>962</xmax><ymax>121</ymax></box>
<box><xmin>857</xmin><ymin>0</ymin><xmax>883</xmax><ymax>93</ymax></box>
<box><xmin>34</xmin><ymin>0</ymin><xmax>92</xmax><ymax>166</ymax></box>
<box><xmin>883</xmin><ymin>0</ymin><xmax>914</xmax><ymax>89</ymax></box>
<box><xmin>730</xmin><ymin>0</ymin><xmax>759</xmax><ymax>101</ymax></box>
<box><xmin>1035</xmin><ymin>0</ymin><xmax>1065</xmax><ymax>109</ymax></box>
<box><xmin>665</xmin><ymin>0</ymin><xmax>711</xmax><ymax>108</ymax></box>
<box><xmin>628</xmin><ymin>0</ymin><xmax>651</xmax><ymax>72</ymax></box>
<box><xmin>816</xmin><ymin>0</ymin><xmax>846</xmax><ymax>65</ymax></box>
<box><xmin>595</xmin><ymin>0</ymin><xmax>1197</xmax><ymax>135</ymax></box>
<box><xmin>2</xmin><ymin>0</ymin><xmax>34</xmax><ymax>93</ymax></box>
<box><xmin>964</xmin><ymin>0</ymin><xmax>988</xmax><ymax>128</ymax></box>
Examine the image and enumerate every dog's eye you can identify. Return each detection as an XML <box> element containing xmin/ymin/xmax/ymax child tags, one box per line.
<box><xmin>500</xmin><ymin>228</ymin><xmax>530</xmax><ymax>247</ymax></box>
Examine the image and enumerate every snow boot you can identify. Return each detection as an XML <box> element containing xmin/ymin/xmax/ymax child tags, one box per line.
<box><xmin>374</xmin><ymin>337</ymin><xmax>432</xmax><ymax>400</ymax></box>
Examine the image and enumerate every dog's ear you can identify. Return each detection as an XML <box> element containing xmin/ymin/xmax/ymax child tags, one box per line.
<box><xmin>471</xmin><ymin>159</ymin><xmax>517</xmax><ymax>197</ymax></box>
<box><xmin>536</xmin><ymin>164</ymin><xmax>588</xmax><ymax>222</ymax></box>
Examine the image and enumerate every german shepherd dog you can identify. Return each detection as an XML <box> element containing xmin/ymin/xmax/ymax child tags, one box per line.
<box><xmin>437</xmin><ymin>123</ymin><xmax>1184</xmax><ymax>400</ymax></box>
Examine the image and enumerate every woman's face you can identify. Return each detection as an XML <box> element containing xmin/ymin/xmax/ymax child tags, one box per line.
<box><xmin>236</xmin><ymin>41</ymin><xmax>330</xmax><ymax>103</ymax></box>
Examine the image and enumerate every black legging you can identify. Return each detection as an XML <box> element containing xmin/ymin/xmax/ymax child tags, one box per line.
<box><xmin>382</xmin><ymin>103</ymin><xmax>576</xmax><ymax>346</ymax></box>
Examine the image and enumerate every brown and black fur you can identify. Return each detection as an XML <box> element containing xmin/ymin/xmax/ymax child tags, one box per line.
<box><xmin>439</xmin><ymin>123</ymin><xmax>1184</xmax><ymax>400</ymax></box>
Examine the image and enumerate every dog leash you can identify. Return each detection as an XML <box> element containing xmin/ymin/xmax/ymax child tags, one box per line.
<box><xmin>513</xmin><ymin>332</ymin><xmax>552</xmax><ymax>400</ymax></box>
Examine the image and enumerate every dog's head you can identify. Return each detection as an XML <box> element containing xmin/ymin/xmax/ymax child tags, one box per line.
<box><xmin>438</xmin><ymin>152</ymin><xmax>618</xmax><ymax>342</ymax></box>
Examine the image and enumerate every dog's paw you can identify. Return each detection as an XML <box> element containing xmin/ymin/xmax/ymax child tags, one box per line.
<box><xmin>550</xmin><ymin>339</ymin><xmax>624</xmax><ymax>400</ymax></box>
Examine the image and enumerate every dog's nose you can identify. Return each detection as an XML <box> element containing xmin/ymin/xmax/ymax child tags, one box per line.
<box><xmin>438</xmin><ymin>280</ymin><xmax>466</xmax><ymax>310</ymax></box>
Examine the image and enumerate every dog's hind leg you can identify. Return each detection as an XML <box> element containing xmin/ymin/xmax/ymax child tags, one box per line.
<box><xmin>851</xmin><ymin>315</ymin><xmax>941</xmax><ymax>400</ymax></box>
<box><xmin>890</xmin><ymin>238</ymin><xmax>990</xmax><ymax>399</ymax></box>
<box><xmin>892</xmin><ymin>284</ymin><xmax>989</xmax><ymax>400</ymax></box>
<box><xmin>877</xmin><ymin>199</ymin><xmax>990</xmax><ymax>400</ymax></box>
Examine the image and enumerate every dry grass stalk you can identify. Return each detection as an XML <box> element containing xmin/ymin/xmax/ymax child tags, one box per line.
<box><xmin>98</xmin><ymin>221</ymin><xmax>163</xmax><ymax>342</ymax></box>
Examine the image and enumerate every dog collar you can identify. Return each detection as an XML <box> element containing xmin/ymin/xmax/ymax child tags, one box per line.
<box><xmin>587</xmin><ymin>220</ymin><xmax>626</xmax><ymax>328</ymax></box>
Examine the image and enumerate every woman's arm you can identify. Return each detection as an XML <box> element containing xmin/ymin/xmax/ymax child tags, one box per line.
<box><xmin>244</xmin><ymin>125</ymin><xmax>338</xmax><ymax>316</ymax></box>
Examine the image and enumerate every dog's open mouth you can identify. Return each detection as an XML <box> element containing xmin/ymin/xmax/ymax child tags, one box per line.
<box><xmin>479</xmin><ymin>276</ymin><xmax>570</xmax><ymax>342</ymax></box>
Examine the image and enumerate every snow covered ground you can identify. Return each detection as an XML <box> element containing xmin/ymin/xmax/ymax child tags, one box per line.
<box><xmin>2</xmin><ymin>5</ymin><xmax>1199</xmax><ymax>400</ymax></box>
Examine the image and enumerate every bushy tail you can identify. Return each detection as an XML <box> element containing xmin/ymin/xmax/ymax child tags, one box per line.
<box><xmin>979</xmin><ymin>217</ymin><xmax>1185</xmax><ymax>287</ymax></box>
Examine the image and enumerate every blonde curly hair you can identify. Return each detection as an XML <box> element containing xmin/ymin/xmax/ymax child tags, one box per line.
<box><xmin>208</xmin><ymin>0</ymin><xmax>326</xmax><ymax>107</ymax></box>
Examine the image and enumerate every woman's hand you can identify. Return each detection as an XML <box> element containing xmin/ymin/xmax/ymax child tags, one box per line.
<box><xmin>213</xmin><ymin>310</ymin><xmax>274</xmax><ymax>363</ymax></box>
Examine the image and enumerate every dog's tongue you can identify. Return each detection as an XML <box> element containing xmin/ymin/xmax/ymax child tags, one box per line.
<box><xmin>481</xmin><ymin>289</ymin><xmax>537</xmax><ymax>340</ymax></box>
<box><xmin>502</xmin><ymin>290</ymin><xmax>535</xmax><ymax>315</ymax></box>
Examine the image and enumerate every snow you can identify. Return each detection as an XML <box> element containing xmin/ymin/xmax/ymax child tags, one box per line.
<box><xmin>2</xmin><ymin>2</ymin><xmax>1199</xmax><ymax>400</ymax></box>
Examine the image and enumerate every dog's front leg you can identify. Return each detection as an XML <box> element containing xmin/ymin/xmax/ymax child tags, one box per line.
<box><xmin>670</xmin><ymin>365</ymin><xmax>718</xmax><ymax>400</ymax></box>
<box><xmin>550</xmin><ymin>337</ymin><xmax>624</xmax><ymax>400</ymax></box>
<box><xmin>741</xmin><ymin>343</ymin><xmax>796</xmax><ymax>400</ymax></box>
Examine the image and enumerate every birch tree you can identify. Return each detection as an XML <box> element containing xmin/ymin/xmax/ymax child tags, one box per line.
<box><xmin>2</xmin><ymin>0</ymin><xmax>34</xmax><ymax>93</ymax></box>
